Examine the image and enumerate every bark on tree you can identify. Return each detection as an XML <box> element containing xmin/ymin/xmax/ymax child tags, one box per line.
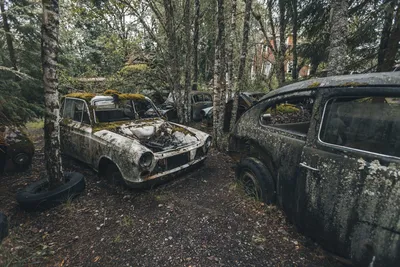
<box><xmin>291</xmin><ymin>0</ymin><xmax>298</xmax><ymax>80</ymax></box>
<box><xmin>229</xmin><ymin>0</ymin><xmax>252</xmax><ymax>132</ymax></box>
<box><xmin>184</xmin><ymin>0</ymin><xmax>192</xmax><ymax>123</ymax></box>
<box><xmin>192</xmin><ymin>0</ymin><xmax>200</xmax><ymax>91</ymax></box>
<box><xmin>377</xmin><ymin>1</ymin><xmax>400</xmax><ymax>72</ymax></box>
<box><xmin>277</xmin><ymin>0</ymin><xmax>287</xmax><ymax>85</ymax></box>
<box><xmin>0</xmin><ymin>0</ymin><xmax>17</xmax><ymax>71</ymax></box>
<box><xmin>42</xmin><ymin>0</ymin><xmax>64</xmax><ymax>184</ymax></box>
<box><xmin>327</xmin><ymin>0</ymin><xmax>349</xmax><ymax>76</ymax></box>
<box><xmin>227</xmin><ymin>0</ymin><xmax>237</xmax><ymax>100</ymax></box>
<box><xmin>213</xmin><ymin>0</ymin><xmax>227</xmax><ymax>148</ymax></box>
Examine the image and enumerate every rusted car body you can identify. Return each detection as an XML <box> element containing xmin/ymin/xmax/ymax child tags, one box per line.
<box><xmin>229</xmin><ymin>72</ymin><xmax>400</xmax><ymax>266</ymax></box>
<box><xmin>157</xmin><ymin>91</ymin><xmax>213</xmax><ymax>121</ymax></box>
<box><xmin>60</xmin><ymin>91</ymin><xmax>211</xmax><ymax>187</ymax></box>
<box><xmin>0</xmin><ymin>126</ymin><xmax>34</xmax><ymax>173</ymax></box>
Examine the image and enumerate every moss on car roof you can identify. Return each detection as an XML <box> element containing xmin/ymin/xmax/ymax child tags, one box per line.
<box><xmin>64</xmin><ymin>90</ymin><xmax>145</xmax><ymax>103</ymax></box>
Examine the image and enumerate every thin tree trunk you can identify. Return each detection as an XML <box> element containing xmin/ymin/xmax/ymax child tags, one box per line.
<box><xmin>380</xmin><ymin>3</ymin><xmax>400</xmax><ymax>72</ymax></box>
<box><xmin>216</xmin><ymin>0</ymin><xmax>226</xmax><ymax>147</ymax></box>
<box><xmin>230</xmin><ymin>0</ymin><xmax>252</xmax><ymax>132</ymax></box>
<box><xmin>42</xmin><ymin>0</ymin><xmax>64</xmax><ymax>184</ymax></box>
<box><xmin>277</xmin><ymin>0</ymin><xmax>287</xmax><ymax>86</ymax></box>
<box><xmin>213</xmin><ymin>0</ymin><xmax>226</xmax><ymax>147</ymax></box>
<box><xmin>0</xmin><ymin>0</ymin><xmax>17</xmax><ymax>71</ymax></box>
<box><xmin>291</xmin><ymin>0</ymin><xmax>298</xmax><ymax>80</ymax></box>
<box><xmin>327</xmin><ymin>0</ymin><xmax>348</xmax><ymax>76</ymax></box>
<box><xmin>192</xmin><ymin>0</ymin><xmax>200</xmax><ymax>90</ymax></box>
<box><xmin>377</xmin><ymin>0</ymin><xmax>395</xmax><ymax>71</ymax></box>
<box><xmin>227</xmin><ymin>0</ymin><xmax>237</xmax><ymax>100</ymax></box>
<box><xmin>184</xmin><ymin>0</ymin><xmax>192</xmax><ymax>123</ymax></box>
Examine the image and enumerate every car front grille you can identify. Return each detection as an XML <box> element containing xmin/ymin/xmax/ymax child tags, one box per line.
<box><xmin>166</xmin><ymin>153</ymin><xmax>190</xmax><ymax>170</ymax></box>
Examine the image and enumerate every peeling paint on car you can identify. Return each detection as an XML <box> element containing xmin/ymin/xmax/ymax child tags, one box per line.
<box><xmin>60</xmin><ymin>94</ymin><xmax>211</xmax><ymax>186</ymax></box>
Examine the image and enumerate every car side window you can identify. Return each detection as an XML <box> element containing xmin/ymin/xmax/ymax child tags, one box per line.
<box><xmin>320</xmin><ymin>96</ymin><xmax>400</xmax><ymax>158</ymax></box>
<box><xmin>260</xmin><ymin>97</ymin><xmax>314</xmax><ymax>135</ymax></box>
<box><xmin>193</xmin><ymin>94</ymin><xmax>203</xmax><ymax>103</ymax></box>
<box><xmin>203</xmin><ymin>94</ymin><xmax>212</xmax><ymax>102</ymax></box>
<box><xmin>62</xmin><ymin>98</ymin><xmax>90</xmax><ymax>124</ymax></box>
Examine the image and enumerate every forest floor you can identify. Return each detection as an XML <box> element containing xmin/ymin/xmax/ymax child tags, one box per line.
<box><xmin>0</xmin><ymin>123</ymin><xmax>345</xmax><ymax>267</ymax></box>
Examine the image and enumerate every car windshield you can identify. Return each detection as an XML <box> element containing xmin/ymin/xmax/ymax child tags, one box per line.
<box><xmin>94</xmin><ymin>98</ymin><xmax>160</xmax><ymax>123</ymax></box>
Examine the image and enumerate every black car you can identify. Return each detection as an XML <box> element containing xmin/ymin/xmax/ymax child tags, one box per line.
<box><xmin>229</xmin><ymin>72</ymin><xmax>400</xmax><ymax>266</ymax></box>
<box><xmin>0</xmin><ymin>125</ymin><xmax>34</xmax><ymax>173</ymax></box>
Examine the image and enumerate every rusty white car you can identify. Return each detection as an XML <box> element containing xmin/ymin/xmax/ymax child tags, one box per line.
<box><xmin>60</xmin><ymin>91</ymin><xmax>211</xmax><ymax>187</ymax></box>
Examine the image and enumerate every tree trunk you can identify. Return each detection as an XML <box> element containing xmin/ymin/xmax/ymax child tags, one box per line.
<box><xmin>42</xmin><ymin>0</ymin><xmax>64</xmax><ymax>184</ymax></box>
<box><xmin>163</xmin><ymin>0</ymin><xmax>184</xmax><ymax>123</ymax></box>
<box><xmin>378</xmin><ymin>2</ymin><xmax>400</xmax><ymax>72</ymax></box>
<box><xmin>0</xmin><ymin>0</ymin><xmax>17</xmax><ymax>71</ymax></box>
<box><xmin>291</xmin><ymin>0</ymin><xmax>298</xmax><ymax>80</ymax></box>
<box><xmin>230</xmin><ymin>0</ymin><xmax>252</xmax><ymax>132</ymax></box>
<box><xmin>227</xmin><ymin>0</ymin><xmax>237</xmax><ymax>100</ymax></box>
<box><xmin>327</xmin><ymin>0</ymin><xmax>348</xmax><ymax>76</ymax></box>
<box><xmin>192</xmin><ymin>0</ymin><xmax>200</xmax><ymax>91</ymax></box>
<box><xmin>184</xmin><ymin>0</ymin><xmax>192</xmax><ymax>123</ymax></box>
<box><xmin>278</xmin><ymin>0</ymin><xmax>287</xmax><ymax>85</ymax></box>
<box><xmin>213</xmin><ymin>0</ymin><xmax>226</xmax><ymax>147</ymax></box>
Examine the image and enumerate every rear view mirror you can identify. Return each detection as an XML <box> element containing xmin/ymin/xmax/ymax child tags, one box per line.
<box><xmin>262</xmin><ymin>113</ymin><xmax>272</xmax><ymax>124</ymax></box>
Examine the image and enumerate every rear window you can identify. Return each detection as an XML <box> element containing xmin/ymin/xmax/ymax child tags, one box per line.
<box><xmin>320</xmin><ymin>96</ymin><xmax>400</xmax><ymax>158</ymax></box>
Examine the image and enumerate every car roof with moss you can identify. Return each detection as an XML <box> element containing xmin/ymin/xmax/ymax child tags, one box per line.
<box><xmin>63</xmin><ymin>89</ymin><xmax>146</xmax><ymax>103</ymax></box>
<box><xmin>260</xmin><ymin>72</ymin><xmax>400</xmax><ymax>101</ymax></box>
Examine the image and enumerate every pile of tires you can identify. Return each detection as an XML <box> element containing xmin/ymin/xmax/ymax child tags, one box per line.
<box><xmin>16</xmin><ymin>172</ymin><xmax>85</xmax><ymax>211</ymax></box>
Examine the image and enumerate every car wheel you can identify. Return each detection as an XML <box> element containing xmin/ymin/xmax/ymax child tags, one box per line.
<box><xmin>16</xmin><ymin>172</ymin><xmax>86</xmax><ymax>211</ymax></box>
<box><xmin>0</xmin><ymin>212</ymin><xmax>8</xmax><ymax>243</ymax></box>
<box><xmin>12</xmin><ymin>152</ymin><xmax>32</xmax><ymax>171</ymax></box>
<box><xmin>100</xmin><ymin>163</ymin><xmax>124</xmax><ymax>186</ymax></box>
<box><xmin>236</xmin><ymin>157</ymin><xmax>276</xmax><ymax>204</ymax></box>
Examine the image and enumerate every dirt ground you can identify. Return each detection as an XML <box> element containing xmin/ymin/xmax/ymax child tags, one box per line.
<box><xmin>0</xmin><ymin>126</ymin><xmax>345</xmax><ymax>267</ymax></box>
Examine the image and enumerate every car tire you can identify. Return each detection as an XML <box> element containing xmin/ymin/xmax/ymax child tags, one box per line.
<box><xmin>236</xmin><ymin>157</ymin><xmax>276</xmax><ymax>204</ymax></box>
<box><xmin>12</xmin><ymin>151</ymin><xmax>32</xmax><ymax>171</ymax></box>
<box><xmin>0</xmin><ymin>212</ymin><xmax>8</xmax><ymax>243</ymax></box>
<box><xmin>16</xmin><ymin>172</ymin><xmax>86</xmax><ymax>211</ymax></box>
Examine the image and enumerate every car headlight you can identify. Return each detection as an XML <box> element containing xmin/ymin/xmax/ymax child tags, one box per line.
<box><xmin>203</xmin><ymin>137</ymin><xmax>212</xmax><ymax>153</ymax></box>
<box><xmin>139</xmin><ymin>152</ymin><xmax>154</xmax><ymax>168</ymax></box>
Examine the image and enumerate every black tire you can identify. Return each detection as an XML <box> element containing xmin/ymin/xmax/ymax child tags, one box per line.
<box><xmin>0</xmin><ymin>212</ymin><xmax>8</xmax><ymax>243</ymax></box>
<box><xmin>236</xmin><ymin>157</ymin><xmax>276</xmax><ymax>204</ymax></box>
<box><xmin>12</xmin><ymin>151</ymin><xmax>32</xmax><ymax>171</ymax></box>
<box><xmin>16</xmin><ymin>172</ymin><xmax>86</xmax><ymax>211</ymax></box>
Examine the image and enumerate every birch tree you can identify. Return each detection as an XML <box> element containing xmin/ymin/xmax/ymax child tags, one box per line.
<box><xmin>327</xmin><ymin>0</ymin><xmax>348</xmax><ymax>76</ymax></box>
<box><xmin>192</xmin><ymin>0</ymin><xmax>200</xmax><ymax>91</ymax></box>
<box><xmin>42</xmin><ymin>0</ymin><xmax>64</xmax><ymax>184</ymax></box>
<box><xmin>213</xmin><ymin>0</ymin><xmax>227</xmax><ymax>147</ymax></box>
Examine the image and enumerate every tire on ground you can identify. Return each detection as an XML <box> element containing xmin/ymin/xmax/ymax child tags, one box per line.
<box><xmin>16</xmin><ymin>172</ymin><xmax>86</xmax><ymax>211</ymax></box>
<box><xmin>236</xmin><ymin>157</ymin><xmax>276</xmax><ymax>204</ymax></box>
<box><xmin>0</xmin><ymin>212</ymin><xmax>8</xmax><ymax>243</ymax></box>
<box><xmin>12</xmin><ymin>151</ymin><xmax>32</xmax><ymax>171</ymax></box>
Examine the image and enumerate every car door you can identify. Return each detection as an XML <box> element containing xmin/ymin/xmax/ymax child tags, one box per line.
<box><xmin>254</xmin><ymin>91</ymin><xmax>316</xmax><ymax>218</ymax></box>
<box><xmin>295</xmin><ymin>90</ymin><xmax>400</xmax><ymax>265</ymax></box>
<box><xmin>60</xmin><ymin>98</ymin><xmax>92</xmax><ymax>164</ymax></box>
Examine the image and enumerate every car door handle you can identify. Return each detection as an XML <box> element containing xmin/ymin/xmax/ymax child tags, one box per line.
<box><xmin>299</xmin><ymin>162</ymin><xmax>319</xmax><ymax>172</ymax></box>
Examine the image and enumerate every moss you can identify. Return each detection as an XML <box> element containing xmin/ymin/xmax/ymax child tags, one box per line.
<box><xmin>103</xmin><ymin>89</ymin><xmax>120</xmax><ymax>95</ymax></box>
<box><xmin>171</xmin><ymin>126</ymin><xmax>195</xmax><ymax>136</ymax></box>
<box><xmin>92</xmin><ymin>121</ymin><xmax>131</xmax><ymax>133</ymax></box>
<box><xmin>307</xmin><ymin>82</ymin><xmax>321</xmax><ymax>88</ymax></box>
<box><xmin>267</xmin><ymin>103</ymin><xmax>300</xmax><ymax>114</ymax></box>
<box><xmin>339</xmin><ymin>82</ymin><xmax>368</xmax><ymax>87</ymax></box>
<box><xmin>61</xmin><ymin>118</ymin><xmax>72</xmax><ymax>125</ymax></box>
<box><xmin>120</xmin><ymin>64</ymin><xmax>149</xmax><ymax>75</ymax></box>
<box><xmin>103</xmin><ymin>89</ymin><xmax>145</xmax><ymax>100</ymax></box>
<box><xmin>65</xmin><ymin>92</ymin><xmax>96</xmax><ymax>102</ymax></box>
